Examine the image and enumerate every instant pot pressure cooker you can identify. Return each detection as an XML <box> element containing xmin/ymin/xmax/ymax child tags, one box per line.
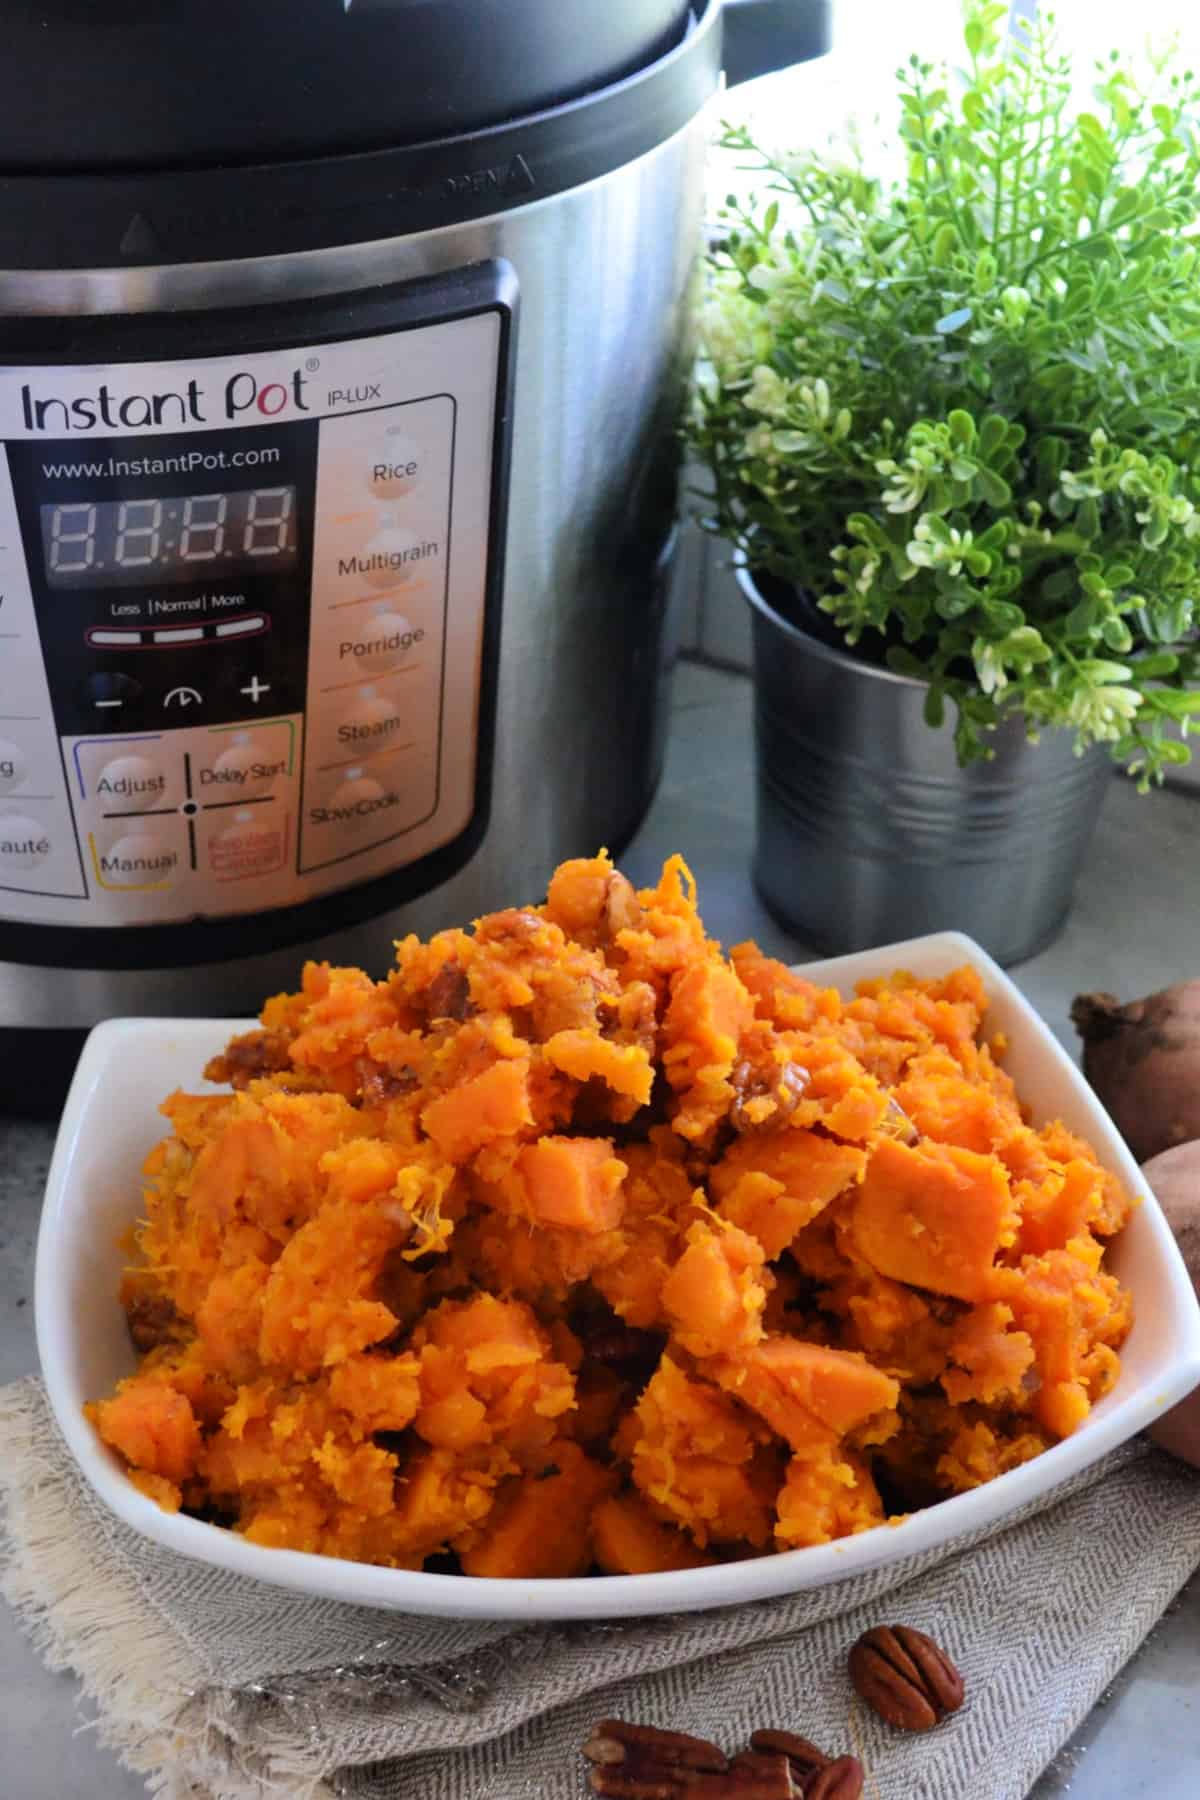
<box><xmin>0</xmin><ymin>0</ymin><xmax>828</xmax><ymax>1104</ymax></box>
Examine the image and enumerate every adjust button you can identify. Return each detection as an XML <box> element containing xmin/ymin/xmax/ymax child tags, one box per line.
<box><xmin>93</xmin><ymin>751</ymin><xmax>172</xmax><ymax>813</ymax></box>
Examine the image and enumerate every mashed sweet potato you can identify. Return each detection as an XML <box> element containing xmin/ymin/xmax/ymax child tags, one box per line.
<box><xmin>89</xmin><ymin>853</ymin><xmax>1134</xmax><ymax>1576</ymax></box>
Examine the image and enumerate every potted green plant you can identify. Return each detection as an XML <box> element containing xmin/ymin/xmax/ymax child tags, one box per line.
<box><xmin>689</xmin><ymin>1</ymin><xmax>1200</xmax><ymax>962</ymax></box>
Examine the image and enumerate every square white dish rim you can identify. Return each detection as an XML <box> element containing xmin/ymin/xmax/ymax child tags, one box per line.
<box><xmin>34</xmin><ymin>928</ymin><xmax>1200</xmax><ymax>1621</ymax></box>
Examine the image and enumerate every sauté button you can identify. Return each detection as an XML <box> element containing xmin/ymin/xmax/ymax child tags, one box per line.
<box><xmin>0</xmin><ymin>813</ymin><xmax>50</xmax><ymax>870</ymax></box>
<box><xmin>0</xmin><ymin>738</ymin><xmax>29</xmax><ymax>795</ymax></box>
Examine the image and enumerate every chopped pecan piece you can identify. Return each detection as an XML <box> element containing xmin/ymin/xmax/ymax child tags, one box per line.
<box><xmin>124</xmin><ymin>1292</ymin><xmax>181</xmax><ymax>1354</ymax></box>
<box><xmin>356</xmin><ymin>1057</ymin><xmax>418</xmax><ymax>1106</ymax></box>
<box><xmin>604</xmin><ymin>871</ymin><xmax>644</xmax><ymax>938</ymax></box>
<box><xmin>424</xmin><ymin>961</ymin><xmax>473</xmax><ymax>1022</ymax></box>
<box><xmin>203</xmin><ymin>1027</ymin><xmax>291</xmax><ymax>1089</ymax></box>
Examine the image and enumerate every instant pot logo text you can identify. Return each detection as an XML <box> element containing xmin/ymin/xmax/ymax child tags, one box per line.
<box><xmin>19</xmin><ymin>368</ymin><xmax>311</xmax><ymax>432</ymax></box>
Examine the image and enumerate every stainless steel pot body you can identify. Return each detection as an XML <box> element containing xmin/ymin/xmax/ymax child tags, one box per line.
<box><xmin>0</xmin><ymin>120</ymin><xmax>705</xmax><ymax>1025</ymax></box>
<box><xmin>741</xmin><ymin>567</ymin><xmax>1113</xmax><ymax>966</ymax></box>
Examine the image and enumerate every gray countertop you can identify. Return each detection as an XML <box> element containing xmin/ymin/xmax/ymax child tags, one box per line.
<box><xmin>2</xmin><ymin>659</ymin><xmax>1197</xmax><ymax>1798</ymax></box>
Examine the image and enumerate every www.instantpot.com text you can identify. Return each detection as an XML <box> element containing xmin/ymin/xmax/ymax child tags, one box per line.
<box><xmin>40</xmin><ymin>443</ymin><xmax>282</xmax><ymax>481</ymax></box>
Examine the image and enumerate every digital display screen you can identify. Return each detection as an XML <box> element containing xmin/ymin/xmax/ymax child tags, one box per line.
<box><xmin>39</xmin><ymin>486</ymin><xmax>298</xmax><ymax>589</ymax></box>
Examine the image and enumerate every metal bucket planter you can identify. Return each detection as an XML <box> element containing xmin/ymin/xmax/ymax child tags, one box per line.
<box><xmin>739</xmin><ymin>565</ymin><xmax>1112</xmax><ymax>965</ymax></box>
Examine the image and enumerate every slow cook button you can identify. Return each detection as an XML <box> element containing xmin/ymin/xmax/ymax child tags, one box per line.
<box><xmin>0</xmin><ymin>813</ymin><xmax>50</xmax><ymax>871</ymax></box>
<box><xmin>0</xmin><ymin>738</ymin><xmax>29</xmax><ymax>796</ymax></box>
<box><xmin>206</xmin><ymin>805</ymin><xmax>288</xmax><ymax>882</ymax></box>
<box><xmin>195</xmin><ymin>730</ymin><xmax>287</xmax><ymax>800</ymax></box>
<box><xmin>94</xmin><ymin>828</ymin><xmax>180</xmax><ymax>889</ymax></box>
<box><xmin>308</xmin><ymin>769</ymin><xmax>404</xmax><ymax>834</ymax></box>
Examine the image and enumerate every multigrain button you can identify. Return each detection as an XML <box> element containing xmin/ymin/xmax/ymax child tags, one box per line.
<box><xmin>0</xmin><ymin>737</ymin><xmax>28</xmax><ymax>795</ymax></box>
<box><xmin>357</xmin><ymin>526</ymin><xmax>435</xmax><ymax>590</ymax></box>
<box><xmin>96</xmin><ymin>830</ymin><xmax>179</xmax><ymax>888</ymax></box>
<box><xmin>0</xmin><ymin>813</ymin><xmax>49</xmax><ymax>870</ymax></box>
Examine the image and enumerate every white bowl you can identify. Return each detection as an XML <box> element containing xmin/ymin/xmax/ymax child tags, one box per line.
<box><xmin>36</xmin><ymin>931</ymin><xmax>1200</xmax><ymax>1621</ymax></box>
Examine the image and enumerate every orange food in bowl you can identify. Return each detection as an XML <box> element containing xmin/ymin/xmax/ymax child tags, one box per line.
<box><xmin>88</xmin><ymin>853</ymin><xmax>1134</xmax><ymax>1576</ymax></box>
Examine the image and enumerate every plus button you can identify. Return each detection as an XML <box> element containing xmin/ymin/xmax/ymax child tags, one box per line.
<box><xmin>240</xmin><ymin>676</ymin><xmax>271</xmax><ymax>704</ymax></box>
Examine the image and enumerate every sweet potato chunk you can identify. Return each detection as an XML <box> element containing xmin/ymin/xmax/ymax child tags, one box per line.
<box><xmin>94</xmin><ymin>1378</ymin><xmax>201</xmax><ymax>1488</ymax></box>
<box><xmin>774</xmin><ymin>1448</ymin><xmax>885</xmax><ymax>1548</ymax></box>
<box><xmin>516</xmin><ymin>1136</ymin><xmax>627</xmax><ymax>1233</ymax></box>
<box><xmin>714</xmin><ymin>1336</ymin><xmax>899</xmax><ymax>1450</ymax></box>
<box><xmin>592</xmin><ymin>1492</ymin><xmax>717</xmax><ymax>1574</ymax></box>
<box><xmin>850</xmin><ymin>1137</ymin><xmax>1017</xmax><ymax>1301</ymax></box>
<box><xmin>420</xmin><ymin>1057</ymin><xmax>534</xmax><ymax>1162</ymax></box>
<box><xmin>711</xmin><ymin>1129</ymin><xmax>867</xmax><ymax>1257</ymax></box>
<box><xmin>458</xmin><ymin>1442</ymin><xmax>615</xmax><ymax>1578</ymax></box>
<box><xmin>660</xmin><ymin>1221</ymin><xmax>766</xmax><ymax>1357</ymax></box>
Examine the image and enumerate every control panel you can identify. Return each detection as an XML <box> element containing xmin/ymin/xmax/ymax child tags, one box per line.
<box><xmin>0</xmin><ymin>274</ymin><xmax>510</xmax><ymax>928</ymax></box>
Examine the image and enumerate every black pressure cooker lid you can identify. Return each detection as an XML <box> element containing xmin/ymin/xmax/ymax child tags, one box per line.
<box><xmin>1</xmin><ymin>0</ymin><xmax>692</xmax><ymax>170</ymax></box>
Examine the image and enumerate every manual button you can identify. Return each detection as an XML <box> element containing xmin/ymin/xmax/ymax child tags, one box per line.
<box><xmin>94</xmin><ymin>828</ymin><xmax>180</xmax><ymax>889</ymax></box>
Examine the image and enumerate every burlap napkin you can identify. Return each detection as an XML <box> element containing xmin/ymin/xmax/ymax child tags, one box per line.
<box><xmin>2</xmin><ymin>1376</ymin><xmax>1198</xmax><ymax>1800</ymax></box>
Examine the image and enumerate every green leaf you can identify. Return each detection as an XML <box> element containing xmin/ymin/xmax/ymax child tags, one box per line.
<box><xmin>974</xmin><ymin>465</ymin><xmax>1011</xmax><ymax>507</ymax></box>
<box><xmin>764</xmin><ymin>201</ymin><xmax>779</xmax><ymax>235</ymax></box>
<box><xmin>923</xmin><ymin>683</ymin><xmax>946</xmax><ymax>728</ymax></box>
<box><xmin>1144</xmin><ymin>408</ymin><xmax>1187</xmax><ymax>433</ymax></box>
<box><xmin>934</xmin><ymin>306</ymin><xmax>973</xmax><ymax>334</ymax></box>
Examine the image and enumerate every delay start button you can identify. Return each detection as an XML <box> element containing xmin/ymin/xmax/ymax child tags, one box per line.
<box><xmin>0</xmin><ymin>814</ymin><xmax>50</xmax><ymax>871</ymax></box>
<box><xmin>195</xmin><ymin>730</ymin><xmax>287</xmax><ymax>799</ymax></box>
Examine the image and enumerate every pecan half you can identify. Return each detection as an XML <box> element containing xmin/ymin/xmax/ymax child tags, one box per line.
<box><xmin>583</xmin><ymin>1720</ymin><xmax>728</xmax><ymax>1796</ymax></box>
<box><xmin>848</xmin><ymin>1624</ymin><xmax>965</xmax><ymax>1732</ymax></box>
<box><xmin>747</xmin><ymin>1731</ymin><xmax>829</xmax><ymax>1781</ymax></box>
<box><xmin>725</xmin><ymin>1748</ymin><xmax>800</xmax><ymax>1796</ymax></box>
<box><xmin>730</xmin><ymin>1059</ymin><xmax>810</xmax><ymax>1134</ymax></box>
<box><xmin>803</xmin><ymin>1758</ymin><xmax>864</xmax><ymax>1800</ymax></box>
